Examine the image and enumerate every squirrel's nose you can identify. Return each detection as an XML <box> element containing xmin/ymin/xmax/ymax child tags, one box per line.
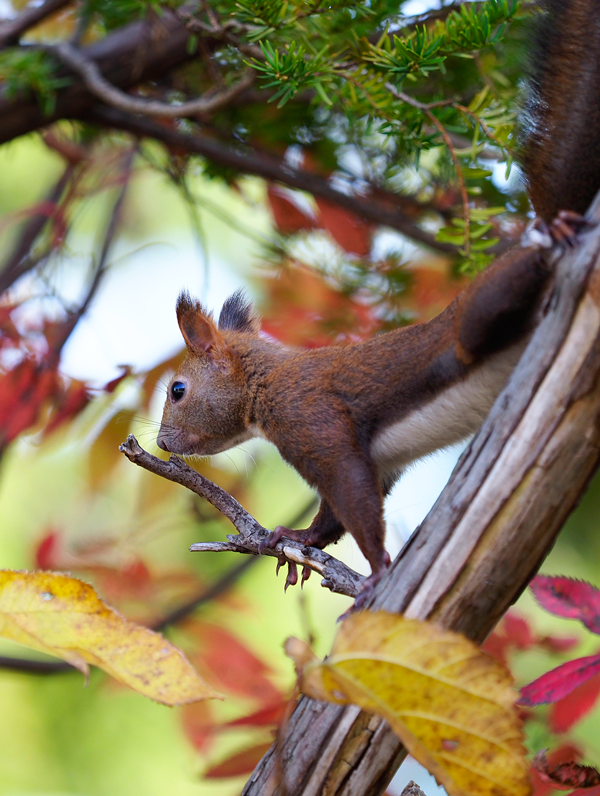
<box><xmin>157</xmin><ymin>435</ymin><xmax>168</xmax><ymax>451</ymax></box>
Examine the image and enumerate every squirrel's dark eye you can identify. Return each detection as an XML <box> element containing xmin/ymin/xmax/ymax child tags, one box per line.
<box><xmin>171</xmin><ymin>381</ymin><xmax>186</xmax><ymax>401</ymax></box>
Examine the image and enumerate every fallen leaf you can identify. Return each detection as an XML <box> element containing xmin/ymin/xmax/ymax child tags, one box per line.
<box><xmin>0</xmin><ymin>570</ymin><xmax>219</xmax><ymax>705</ymax></box>
<box><xmin>286</xmin><ymin>612</ymin><xmax>529</xmax><ymax>796</ymax></box>
<box><xmin>533</xmin><ymin>751</ymin><xmax>600</xmax><ymax>790</ymax></box>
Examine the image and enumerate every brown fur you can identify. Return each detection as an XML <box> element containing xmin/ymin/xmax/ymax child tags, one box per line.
<box><xmin>159</xmin><ymin>246</ymin><xmax>550</xmax><ymax>606</ymax></box>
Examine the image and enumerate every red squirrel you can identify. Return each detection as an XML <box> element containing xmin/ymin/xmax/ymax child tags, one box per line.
<box><xmin>158</xmin><ymin>0</ymin><xmax>600</xmax><ymax>609</ymax></box>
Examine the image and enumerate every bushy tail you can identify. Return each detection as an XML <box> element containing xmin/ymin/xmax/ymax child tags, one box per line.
<box><xmin>521</xmin><ymin>0</ymin><xmax>600</xmax><ymax>222</ymax></box>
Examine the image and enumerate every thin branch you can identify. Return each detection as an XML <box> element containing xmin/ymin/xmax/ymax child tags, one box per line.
<box><xmin>84</xmin><ymin>104</ymin><xmax>458</xmax><ymax>254</ymax></box>
<box><xmin>0</xmin><ymin>162</ymin><xmax>75</xmax><ymax>295</ymax></box>
<box><xmin>387</xmin><ymin>82</ymin><xmax>470</xmax><ymax>254</ymax></box>
<box><xmin>119</xmin><ymin>435</ymin><xmax>365</xmax><ymax>598</ymax></box>
<box><xmin>73</xmin><ymin>146</ymin><xmax>136</xmax><ymax>321</ymax></box>
<box><xmin>49</xmin><ymin>42</ymin><xmax>255</xmax><ymax>117</ymax></box>
<box><xmin>0</xmin><ymin>8</ymin><xmax>209</xmax><ymax>145</ymax></box>
<box><xmin>46</xmin><ymin>146</ymin><xmax>137</xmax><ymax>355</ymax></box>
<box><xmin>0</xmin><ymin>0</ymin><xmax>71</xmax><ymax>47</ymax></box>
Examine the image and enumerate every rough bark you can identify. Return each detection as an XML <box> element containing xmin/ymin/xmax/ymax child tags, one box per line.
<box><xmin>243</xmin><ymin>203</ymin><xmax>600</xmax><ymax>795</ymax></box>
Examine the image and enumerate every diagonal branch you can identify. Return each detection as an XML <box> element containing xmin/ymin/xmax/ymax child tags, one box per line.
<box><xmin>0</xmin><ymin>161</ymin><xmax>75</xmax><ymax>295</ymax></box>
<box><xmin>84</xmin><ymin>104</ymin><xmax>457</xmax><ymax>254</ymax></box>
<box><xmin>119</xmin><ymin>436</ymin><xmax>365</xmax><ymax>598</ymax></box>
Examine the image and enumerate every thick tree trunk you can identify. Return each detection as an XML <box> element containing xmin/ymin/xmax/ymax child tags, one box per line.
<box><xmin>244</xmin><ymin>202</ymin><xmax>600</xmax><ymax>796</ymax></box>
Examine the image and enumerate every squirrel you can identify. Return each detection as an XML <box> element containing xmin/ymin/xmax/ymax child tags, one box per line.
<box><xmin>158</xmin><ymin>0</ymin><xmax>600</xmax><ymax>610</ymax></box>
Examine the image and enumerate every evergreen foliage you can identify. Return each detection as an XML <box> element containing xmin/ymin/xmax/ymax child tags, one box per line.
<box><xmin>0</xmin><ymin>0</ymin><xmax>532</xmax><ymax>285</ymax></box>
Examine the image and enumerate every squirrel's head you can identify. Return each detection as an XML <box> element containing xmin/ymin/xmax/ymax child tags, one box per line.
<box><xmin>157</xmin><ymin>290</ymin><xmax>260</xmax><ymax>456</ymax></box>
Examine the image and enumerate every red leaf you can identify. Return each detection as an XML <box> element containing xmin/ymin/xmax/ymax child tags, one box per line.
<box><xmin>531</xmin><ymin>576</ymin><xmax>600</xmax><ymax>634</ymax></box>
<box><xmin>541</xmin><ymin>635</ymin><xmax>580</xmax><ymax>654</ymax></box>
<box><xmin>194</xmin><ymin>623</ymin><xmax>281</xmax><ymax>704</ymax></box>
<box><xmin>531</xmin><ymin>744</ymin><xmax>583</xmax><ymax>796</ymax></box>
<box><xmin>44</xmin><ymin>380</ymin><xmax>90</xmax><ymax>436</ymax></box>
<box><xmin>533</xmin><ymin>750</ymin><xmax>600</xmax><ymax>790</ymax></box>
<box><xmin>550</xmin><ymin>670</ymin><xmax>600</xmax><ymax>733</ymax></box>
<box><xmin>204</xmin><ymin>742</ymin><xmax>273</xmax><ymax>779</ymax></box>
<box><xmin>267</xmin><ymin>185</ymin><xmax>315</xmax><ymax>233</ymax></box>
<box><xmin>519</xmin><ymin>652</ymin><xmax>600</xmax><ymax>706</ymax></box>
<box><xmin>35</xmin><ymin>530</ymin><xmax>61</xmax><ymax>569</ymax></box>
<box><xmin>224</xmin><ymin>700</ymin><xmax>287</xmax><ymax>728</ymax></box>
<box><xmin>0</xmin><ymin>360</ymin><xmax>60</xmax><ymax>445</ymax></box>
<box><xmin>482</xmin><ymin>630</ymin><xmax>511</xmax><ymax>664</ymax></box>
<box><xmin>315</xmin><ymin>197</ymin><xmax>372</xmax><ymax>256</ymax></box>
<box><xmin>104</xmin><ymin>365</ymin><xmax>132</xmax><ymax>394</ymax></box>
<box><xmin>503</xmin><ymin>613</ymin><xmax>535</xmax><ymax>649</ymax></box>
<box><xmin>482</xmin><ymin>611</ymin><xmax>535</xmax><ymax>663</ymax></box>
<box><xmin>180</xmin><ymin>700</ymin><xmax>216</xmax><ymax>752</ymax></box>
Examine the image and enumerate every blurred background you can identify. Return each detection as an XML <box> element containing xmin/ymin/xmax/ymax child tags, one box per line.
<box><xmin>1</xmin><ymin>0</ymin><xmax>600</xmax><ymax>793</ymax></box>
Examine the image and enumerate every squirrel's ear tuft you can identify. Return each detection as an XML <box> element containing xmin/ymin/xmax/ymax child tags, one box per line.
<box><xmin>218</xmin><ymin>289</ymin><xmax>260</xmax><ymax>334</ymax></box>
<box><xmin>176</xmin><ymin>291</ymin><xmax>224</xmax><ymax>356</ymax></box>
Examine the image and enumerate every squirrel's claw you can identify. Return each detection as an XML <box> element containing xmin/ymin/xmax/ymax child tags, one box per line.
<box><xmin>301</xmin><ymin>565</ymin><xmax>311</xmax><ymax>587</ymax></box>
<box><xmin>550</xmin><ymin>210</ymin><xmax>592</xmax><ymax>247</ymax></box>
<box><xmin>284</xmin><ymin>561</ymin><xmax>298</xmax><ymax>591</ymax></box>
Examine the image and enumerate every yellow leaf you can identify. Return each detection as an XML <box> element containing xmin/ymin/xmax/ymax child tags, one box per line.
<box><xmin>286</xmin><ymin>612</ymin><xmax>530</xmax><ymax>796</ymax></box>
<box><xmin>0</xmin><ymin>571</ymin><xmax>220</xmax><ymax>706</ymax></box>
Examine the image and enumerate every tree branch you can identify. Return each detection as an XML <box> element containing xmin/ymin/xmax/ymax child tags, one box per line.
<box><xmin>118</xmin><ymin>436</ymin><xmax>365</xmax><ymax>598</ymax></box>
<box><xmin>83</xmin><ymin>104</ymin><xmax>457</xmax><ymax>254</ymax></box>
<box><xmin>0</xmin><ymin>9</ymin><xmax>205</xmax><ymax>144</ymax></box>
<box><xmin>49</xmin><ymin>41</ymin><xmax>256</xmax><ymax>117</ymax></box>
<box><xmin>244</xmin><ymin>198</ymin><xmax>600</xmax><ymax>795</ymax></box>
<box><xmin>0</xmin><ymin>161</ymin><xmax>75</xmax><ymax>295</ymax></box>
<box><xmin>0</xmin><ymin>0</ymin><xmax>72</xmax><ymax>47</ymax></box>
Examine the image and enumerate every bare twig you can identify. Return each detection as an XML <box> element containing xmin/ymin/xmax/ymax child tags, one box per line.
<box><xmin>153</xmin><ymin>495</ymin><xmax>318</xmax><ymax>632</ymax></box>
<box><xmin>119</xmin><ymin>435</ymin><xmax>365</xmax><ymax>598</ymax></box>
<box><xmin>0</xmin><ymin>0</ymin><xmax>71</xmax><ymax>47</ymax></box>
<box><xmin>84</xmin><ymin>104</ymin><xmax>458</xmax><ymax>254</ymax></box>
<box><xmin>73</xmin><ymin>146</ymin><xmax>136</xmax><ymax>321</ymax></box>
<box><xmin>49</xmin><ymin>42</ymin><xmax>255</xmax><ymax>117</ymax></box>
<box><xmin>0</xmin><ymin>162</ymin><xmax>76</xmax><ymax>295</ymax></box>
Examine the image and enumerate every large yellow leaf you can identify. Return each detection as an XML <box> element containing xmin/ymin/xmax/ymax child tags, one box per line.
<box><xmin>0</xmin><ymin>570</ymin><xmax>220</xmax><ymax>705</ymax></box>
<box><xmin>286</xmin><ymin>612</ymin><xmax>530</xmax><ymax>796</ymax></box>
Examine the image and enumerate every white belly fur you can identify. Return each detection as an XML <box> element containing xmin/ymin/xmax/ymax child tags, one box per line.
<box><xmin>370</xmin><ymin>344</ymin><xmax>524</xmax><ymax>473</ymax></box>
